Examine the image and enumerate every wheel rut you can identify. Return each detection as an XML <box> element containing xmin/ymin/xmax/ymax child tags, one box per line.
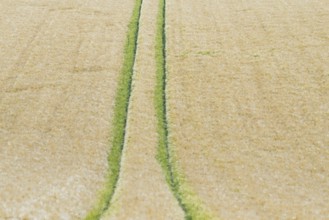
<box><xmin>85</xmin><ymin>0</ymin><xmax>143</xmax><ymax>219</ymax></box>
<box><xmin>156</xmin><ymin>0</ymin><xmax>215</xmax><ymax>219</ymax></box>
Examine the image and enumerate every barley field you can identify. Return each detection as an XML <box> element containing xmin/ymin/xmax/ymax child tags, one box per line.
<box><xmin>0</xmin><ymin>0</ymin><xmax>134</xmax><ymax>218</ymax></box>
<box><xmin>166</xmin><ymin>0</ymin><xmax>329</xmax><ymax>219</ymax></box>
<box><xmin>0</xmin><ymin>0</ymin><xmax>328</xmax><ymax>219</ymax></box>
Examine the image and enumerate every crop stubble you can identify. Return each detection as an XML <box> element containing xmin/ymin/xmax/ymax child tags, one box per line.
<box><xmin>0</xmin><ymin>0</ymin><xmax>135</xmax><ymax>218</ymax></box>
<box><xmin>166</xmin><ymin>0</ymin><xmax>329</xmax><ymax>219</ymax></box>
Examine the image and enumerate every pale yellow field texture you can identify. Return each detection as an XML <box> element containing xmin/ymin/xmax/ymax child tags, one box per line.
<box><xmin>0</xmin><ymin>0</ymin><xmax>134</xmax><ymax>218</ymax></box>
<box><xmin>166</xmin><ymin>0</ymin><xmax>329</xmax><ymax>219</ymax></box>
<box><xmin>101</xmin><ymin>0</ymin><xmax>183</xmax><ymax>219</ymax></box>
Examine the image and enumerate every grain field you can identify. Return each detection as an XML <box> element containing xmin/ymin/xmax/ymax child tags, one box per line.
<box><xmin>1</xmin><ymin>0</ymin><xmax>329</xmax><ymax>219</ymax></box>
<box><xmin>166</xmin><ymin>0</ymin><xmax>329</xmax><ymax>219</ymax></box>
<box><xmin>0</xmin><ymin>0</ymin><xmax>135</xmax><ymax>218</ymax></box>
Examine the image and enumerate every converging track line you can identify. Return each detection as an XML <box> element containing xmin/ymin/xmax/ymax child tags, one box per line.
<box><xmin>155</xmin><ymin>0</ymin><xmax>214</xmax><ymax>219</ymax></box>
<box><xmin>85</xmin><ymin>0</ymin><xmax>143</xmax><ymax>219</ymax></box>
<box><xmin>155</xmin><ymin>0</ymin><xmax>190</xmax><ymax>218</ymax></box>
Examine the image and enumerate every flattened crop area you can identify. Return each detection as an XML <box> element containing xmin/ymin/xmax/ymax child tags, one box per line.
<box><xmin>166</xmin><ymin>0</ymin><xmax>329</xmax><ymax>219</ymax></box>
<box><xmin>0</xmin><ymin>0</ymin><xmax>135</xmax><ymax>218</ymax></box>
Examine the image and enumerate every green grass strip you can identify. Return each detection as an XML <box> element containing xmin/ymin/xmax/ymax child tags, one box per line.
<box><xmin>85</xmin><ymin>0</ymin><xmax>143</xmax><ymax>219</ymax></box>
<box><xmin>155</xmin><ymin>0</ymin><xmax>215</xmax><ymax>219</ymax></box>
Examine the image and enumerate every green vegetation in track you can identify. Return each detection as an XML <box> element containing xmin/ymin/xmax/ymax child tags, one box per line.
<box><xmin>84</xmin><ymin>0</ymin><xmax>143</xmax><ymax>219</ymax></box>
<box><xmin>154</xmin><ymin>0</ymin><xmax>214</xmax><ymax>219</ymax></box>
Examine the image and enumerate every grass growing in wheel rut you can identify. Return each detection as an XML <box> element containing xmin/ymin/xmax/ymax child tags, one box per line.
<box><xmin>85</xmin><ymin>0</ymin><xmax>143</xmax><ymax>219</ymax></box>
<box><xmin>155</xmin><ymin>0</ymin><xmax>214</xmax><ymax>219</ymax></box>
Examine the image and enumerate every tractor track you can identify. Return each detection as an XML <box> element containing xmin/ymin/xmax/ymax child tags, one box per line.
<box><xmin>155</xmin><ymin>0</ymin><xmax>189</xmax><ymax>218</ymax></box>
<box><xmin>85</xmin><ymin>0</ymin><xmax>143</xmax><ymax>219</ymax></box>
<box><xmin>155</xmin><ymin>0</ymin><xmax>215</xmax><ymax>219</ymax></box>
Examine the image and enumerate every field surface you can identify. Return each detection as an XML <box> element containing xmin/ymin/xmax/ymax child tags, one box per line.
<box><xmin>0</xmin><ymin>0</ymin><xmax>134</xmax><ymax>218</ymax></box>
<box><xmin>1</xmin><ymin>0</ymin><xmax>329</xmax><ymax>219</ymax></box>
<box><xmin>166</xmin><ymin>0</ymin><xmax>329</xmax><ymax>219</ymax></box>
